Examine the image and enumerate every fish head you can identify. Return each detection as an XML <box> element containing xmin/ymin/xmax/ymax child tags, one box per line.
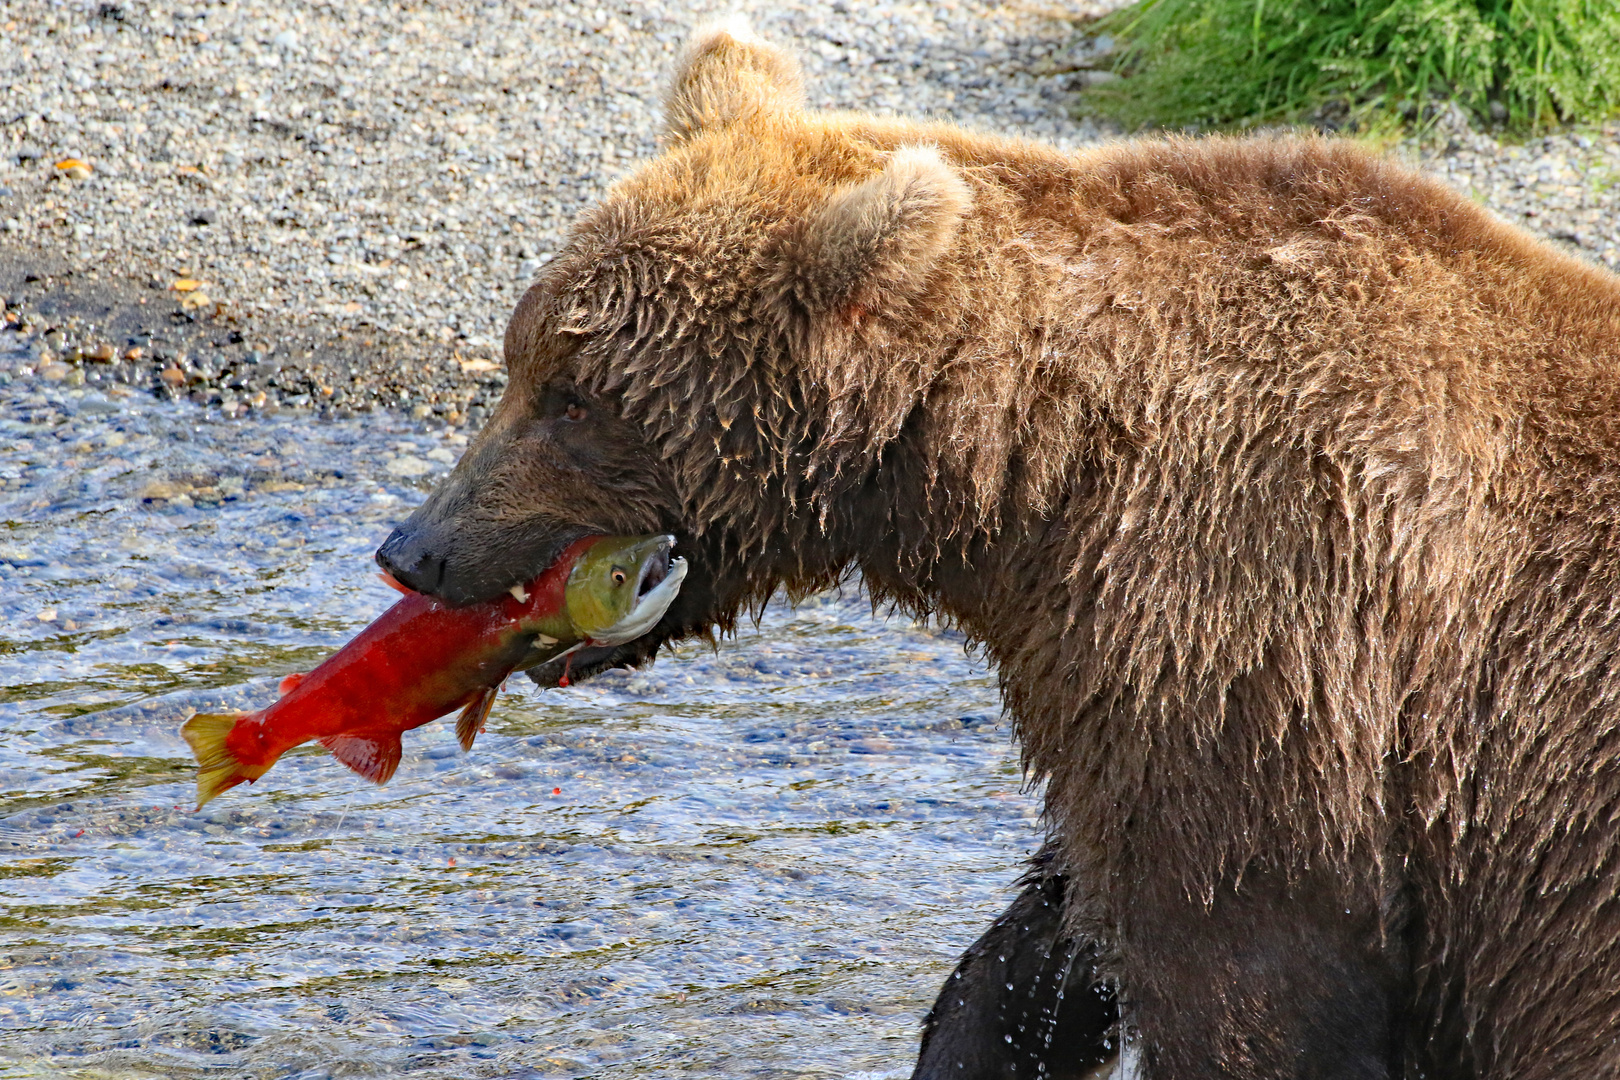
<box><xmin>564</xmin><ymin>534</ymin><xmax>688</xmax><ymax>646</ymax></box>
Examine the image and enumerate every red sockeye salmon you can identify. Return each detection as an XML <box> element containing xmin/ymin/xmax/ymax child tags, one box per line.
<box><xmin>180</xmin><ymin>534</ymin><xmax>685</xmax><ymax>808</ymax></box>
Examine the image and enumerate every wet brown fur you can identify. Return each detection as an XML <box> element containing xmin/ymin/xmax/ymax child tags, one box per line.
<box><xmin>415</xmin><ymin>25</ymin><xmax>1620</xmax><ymax>1078</ymax></box>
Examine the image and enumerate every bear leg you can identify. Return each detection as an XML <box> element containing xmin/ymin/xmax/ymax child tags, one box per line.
<box><xmin>913</xmin><ymin>868</ymin><xmax>1118</xmax><ymax>1080</ymax></box>
<box><xmin>1126</xmin><ymin>866</ymin><xmax>1406</xmax><ymax>1080</ymax></box>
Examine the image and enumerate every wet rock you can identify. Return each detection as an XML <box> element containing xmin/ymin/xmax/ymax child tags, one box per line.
<box><xmin>385</xmin><ymin>455</ymin><xmax>432</xmax><ymax>478</ymax></box>
<box><xmin>138</xmin><ymin>479</ymin><xmax>192</xmax><ymax>502</ymax></box>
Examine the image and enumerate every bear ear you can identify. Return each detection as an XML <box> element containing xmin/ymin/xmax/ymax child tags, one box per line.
<box><xmin>664</xmin><ymin>18</ymin><xmax>804</xmax><ymax>142</ymax></box>
<box><xmin>795</xmin><ymin>145</ymin><xmax>973</xmax><ymax>313</ymax></box>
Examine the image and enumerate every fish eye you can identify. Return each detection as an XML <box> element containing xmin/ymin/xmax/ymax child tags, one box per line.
<box><xmin>565</xmin><ymin>401</ymin><xmax>588</xmax><ymax>422</ymax></box>
<box><xmin>611</xmin><ymin>567</ymin><xmax>627</xmax><ymax>586</ymax></box>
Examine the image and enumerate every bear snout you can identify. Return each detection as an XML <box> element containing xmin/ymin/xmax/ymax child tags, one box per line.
<box><xmin>374</xmin><ymin>526</ymin><xmax>449</xmax><ymax>597</ymax></box>
<box><xmin>375</xmin><ymin>504</ymin><xmax>599</xmax><ymax>608</ymax></box>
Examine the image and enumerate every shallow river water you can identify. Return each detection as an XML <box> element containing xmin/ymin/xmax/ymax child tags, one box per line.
<box><xmin>0</xmin><ymin>344</ymin><xmax>1043</xmax><ymax>1078</ymax></box>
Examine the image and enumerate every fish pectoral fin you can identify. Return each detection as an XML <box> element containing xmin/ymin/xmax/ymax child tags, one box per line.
<box><xmin>378</xmin><ymin>571</ymin><xmax>413</xmax><ymax>595</ymax></box>
<box><xmin>456</xmin><ymin>687</ymin><xmax>499</xmax><ymax>753</ymax></box>
<box><xmin>278</xmin><ymin>672</ymin><xmax>306</xmax><ymax>697</ymax></box>
<box><xmin>319</xmin><ymin>729</ymin><xmax>404</xmax><ymax>785</ymax></box>
<box><xmin>180</xmin><ymin>713</ymin><xmax>269</xmax><ymax>809</ymax></box>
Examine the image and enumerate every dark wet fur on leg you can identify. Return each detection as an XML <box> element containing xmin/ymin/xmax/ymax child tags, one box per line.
<box><xmin>914</xmin><ymin>863</ymin><xmax>1116</xmax><ymax>1080</ymax></box>
<box><xmin>1126</xmin><ymin>865</ymin><xmax>1407</xmax><ymax>1080</ymax></box>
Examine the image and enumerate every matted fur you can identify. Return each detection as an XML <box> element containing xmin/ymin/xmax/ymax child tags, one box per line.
<box><xmin>454</xmin><ymin>26</ymin><xmax>1620</xmax><ymax>1078</ymax></box>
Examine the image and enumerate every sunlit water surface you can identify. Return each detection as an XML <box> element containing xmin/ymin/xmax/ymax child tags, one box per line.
<box><xmin>0</xmin><ymin>350</ymin><xmax>1043</xmax><ymax>1078</ymax></box>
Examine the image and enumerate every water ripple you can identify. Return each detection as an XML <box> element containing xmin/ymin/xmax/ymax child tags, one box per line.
<box><xmin>0</xmin><ymin>353</ymin><xmax>1041</xmax><ymax>1078</ymax></box>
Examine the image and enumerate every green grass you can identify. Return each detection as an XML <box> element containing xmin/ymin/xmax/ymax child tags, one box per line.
<box><xmin>1084</xmin><ymin>0</ymin><xmax>1620</xmax><ymax>133</ymax></box>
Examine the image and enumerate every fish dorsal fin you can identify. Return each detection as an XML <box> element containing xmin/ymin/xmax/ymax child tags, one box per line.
<box><xmin>456</xmin><ymin>687</ymin><xmax>499</xmax><ymax>752</ymax></box>
<box><xmin>278</xmin><ymin>673</ymin><xmax>306</xmax><ymax>697</ymax></box>
<box><xmin>319</xmin><ymin>730</ymin><xmax>404</xmax><ymax>785</ymax></box>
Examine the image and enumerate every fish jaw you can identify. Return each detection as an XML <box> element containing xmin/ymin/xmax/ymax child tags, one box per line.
<box><xmin>587</xmin><ymin>555</ymin><xmax>687</xmax><ymax>646</ymax></box>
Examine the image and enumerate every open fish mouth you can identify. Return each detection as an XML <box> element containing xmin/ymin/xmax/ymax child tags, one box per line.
<box><xmin>636</xmin><ymin>538</ymin><xmax>673</xmax><ymax>600</ymax></box>
<box><xmin>589</xmin><ymin>535</ymin><xmax>687</xmax><ymax>647</ymax></box>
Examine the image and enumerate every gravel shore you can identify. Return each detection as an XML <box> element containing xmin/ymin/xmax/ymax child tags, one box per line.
<box><xmin>0</xmin><ymin>0</ymin><xmax>1617</xmax><ymax>422</ymax></box>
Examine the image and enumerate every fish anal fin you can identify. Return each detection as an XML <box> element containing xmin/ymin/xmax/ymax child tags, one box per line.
<box><xmin>278</xmin><ymin>672</ymin><xmax>306</xmax><ymax>697</ymax></box>
<box><xmin>181</xmin><ymin>712</ymin><xmax>270</xmax><ymax>809</ymax></box>
<box><xmin>456</xmin><ymin>687</ymin><xmax>499</xmax><ymax>752</ymax></box>
<box><xmin>319</xmin><ymin>730</ymin><xmax>404</xmax><ymax>785</ymax></box>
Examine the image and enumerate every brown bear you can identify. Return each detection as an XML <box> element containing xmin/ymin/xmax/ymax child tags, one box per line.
<box><xmin>375</xmin><ymin>22</ymin><xmax>1620</xmax><ymax>1080</ymax></box>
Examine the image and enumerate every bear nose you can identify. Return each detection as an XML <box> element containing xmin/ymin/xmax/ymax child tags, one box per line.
<box><xmin>374</xmin><ymin>527</ymin><xmax>447</xmax><ymax>594</ymax></box>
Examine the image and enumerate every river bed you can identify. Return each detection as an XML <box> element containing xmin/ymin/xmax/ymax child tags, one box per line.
<box><xmin>0</xmin><ymin>340</ymin><xmax>1042</xmax><ymax>1079</ymax></box>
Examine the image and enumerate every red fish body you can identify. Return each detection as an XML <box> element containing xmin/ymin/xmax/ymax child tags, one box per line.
<box><xmin>181</xmin><ymin>534</ymin><xmax>684</xmax><ymax>807</ymax></box>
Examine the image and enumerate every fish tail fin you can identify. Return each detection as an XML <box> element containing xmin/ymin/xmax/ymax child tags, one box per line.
<box><xmin>180</xmin><ymin>713</ymin><xmax>270</xmax><ymax>809</ymax></box>
<box><xmin>319</xmin><ymin>730</ymin><xmax>404</xmax><ymax>785</ymax></box>
<box><xmin>456</xmin><ymin>687</ymin><xmax>499</xmax><ymax>752</ymax></box>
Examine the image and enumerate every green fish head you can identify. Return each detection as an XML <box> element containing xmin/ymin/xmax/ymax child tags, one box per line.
<box><xmin>564</xmin><ymin>534</ymin><xmax>686</xmax><ymax>645</ymax></box>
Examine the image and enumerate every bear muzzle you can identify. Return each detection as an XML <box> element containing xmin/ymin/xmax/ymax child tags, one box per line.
<box><xmin>374</xmin><ymin>515</ymin><xmax>592</xmax><ymax>608</ymax></box>
<box><xmin>373</xmin><ymin>525</ymin><xmax>450</xmax><ymax>597</ymax></box>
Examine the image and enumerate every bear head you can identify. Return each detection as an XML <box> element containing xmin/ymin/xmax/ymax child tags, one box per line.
<box><xmin>376</xmin><ymin>22</ymin><xmax>983</xmax><ymax>681</ymax></box>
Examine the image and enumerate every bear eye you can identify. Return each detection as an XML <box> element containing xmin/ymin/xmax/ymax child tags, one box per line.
<box><xmin>564</xmin><ymin>401</ymin><xmax>588</xmax><ymax>422</ymax></box>
<box><xmin>610</xmin><ymin>567</ymin><xmax>627</xmax><ymax>586</ymax></box>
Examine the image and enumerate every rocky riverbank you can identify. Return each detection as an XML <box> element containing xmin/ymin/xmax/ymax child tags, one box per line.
<box><xmin>1</xmin><ymin>0</ymin><xmax>1616</xmax><ymax>427</ymax></box>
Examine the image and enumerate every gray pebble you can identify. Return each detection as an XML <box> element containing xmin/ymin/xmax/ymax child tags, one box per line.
<box><xmin>384</xmin><ymin>454</ymin><xmax>432</xmax><ymax>478</ymax></box>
